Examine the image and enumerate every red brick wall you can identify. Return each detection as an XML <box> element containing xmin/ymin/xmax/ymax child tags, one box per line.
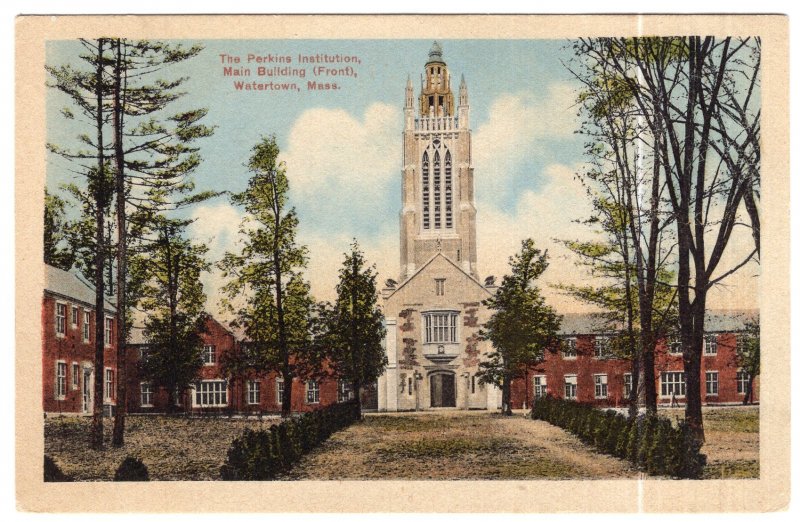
<box><xmin>42</xmin><ymin>294</ymin><xmax>117</xmax><ymax>414</ymax></box>
<box><xmin>125</xmin><ymin>315</ymin><xmax>343</xmax><ymax>414</ymax></box>
<box><xmin>512</xmin><ymin>332</ymin><xmax>758</xmax><ymax>409</ymax></box>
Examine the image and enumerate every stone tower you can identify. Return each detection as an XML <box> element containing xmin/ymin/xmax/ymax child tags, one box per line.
<box><xmin>399</xmin><ymin>41</ymin><xmax>478</xmax><ymax>281</ymax></box>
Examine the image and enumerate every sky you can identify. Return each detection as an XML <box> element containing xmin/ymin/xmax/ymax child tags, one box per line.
<box><xmin>45</xmin><ymin>38</ymin><xmax>760</xmax><ymax>316</ymax></box>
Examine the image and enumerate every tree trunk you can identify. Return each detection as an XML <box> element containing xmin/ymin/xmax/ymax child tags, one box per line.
<box><xmin>744</xmin><ymin>374</ymin><xmax>755</xmax><ymax>405</ymax></box>
<box><xmin>501</xmin><ymin>377</ymin><xmax>512</xmax><ymax>416</ymax></box>
<box><xmin>628</xmin><ymin>356</ymin><xmax>640</xmax><ymax>418</ymax></box>
<box><xmin>91</xmin><ymin>37</ymin><xmax>106</xmax><ymax>450</ymax></box>
<box><xmin>112</xmin><ymin>38</ymin><xmax>128</xmax><ymax>447</ymax></box>
<box><xmin>354</xmin><ymin>379</ymin><xmax>362</xmax><ymax>419</ymax></box>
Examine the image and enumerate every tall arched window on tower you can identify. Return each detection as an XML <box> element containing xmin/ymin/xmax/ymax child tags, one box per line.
<box><xmin>445</xmin><ymin>150</ymin><xmax>453</xmax><ymax>228</ymax></box>
<box><xmin>422</xmin><ymin>151</ymin><xmax>430</xmax><ymax>229</ymax></box>
<box><xmin>433</xmin><ymin>150</ymin><xmax>441</xmax><ymax>229</ymax></box>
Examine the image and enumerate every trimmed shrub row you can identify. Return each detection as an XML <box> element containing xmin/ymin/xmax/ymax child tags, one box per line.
<box><xmin>44</xmin><ymin>455</ymin><xmax>150</xmax><ymax>482</ymax></box>
<box><xmin>220</xmin><ymin>401</ymin><xmax>360</xmax><ymax>480</ymax></box>
<box><xmin>531</xmin><ymin>395</ymin><xmax>705</xmax><ymax>478</ymax></box>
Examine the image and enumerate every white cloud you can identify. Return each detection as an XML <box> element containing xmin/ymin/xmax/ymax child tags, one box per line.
<box><xmin>473</xmin><ymin>83</ymin><xmax>578</xmax><ymax>205</ymax></box>
<box><xmin>477</xmin><ymin>162</ymin><xmax>598</xmax><ymax>313</ymax></box>
<box><xmin>280</xmin><ymin>102</ymin><xmax>402</xmax><ymax>231</ymax></box>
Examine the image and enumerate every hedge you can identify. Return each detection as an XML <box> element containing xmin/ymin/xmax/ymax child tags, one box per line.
<box><xmin>114</xmin><ymin>456</ymin><xmax>150</xmax><ymax>481</ymax></box>
<box><xmin>44</xmin><ymin>455</ymin><xmax>71</xmax><ymax>482</ymax></box>
<box><xmin>220</xmin><ymin>400</ymin><xmax>360</xmax><ymax>480</ymax></box>
<box><xmin>531</xmin><ymin>395</ymin><xmax>705</xmax><ymax>478</ymax></box>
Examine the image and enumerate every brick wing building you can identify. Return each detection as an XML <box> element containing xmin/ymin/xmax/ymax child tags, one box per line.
<box><xmin>511</xmin><ymin>311</ymin><xmax>759</xmax><ymax>410</ymax></box>
<box><xmin>42</xmin><ymin>265</ymin><xmax>118</xmax><ymax>415</ymax></box>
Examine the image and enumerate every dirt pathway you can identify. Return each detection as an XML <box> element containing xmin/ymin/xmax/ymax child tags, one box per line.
<box><xmin>282</xmin><ymin>411</ymin><xmax>639</xmax><ymax>480</ymax></box>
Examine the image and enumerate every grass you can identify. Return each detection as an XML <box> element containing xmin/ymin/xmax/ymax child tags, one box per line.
<box><xmin>658</xmin><ymin>406</ymin><xmax>759</xmax><ymax>479</ymax></box>
<box><xmin>45</xmin><ymin>414</ymin><xmax>279</xmax><ymax>481</ymax></box>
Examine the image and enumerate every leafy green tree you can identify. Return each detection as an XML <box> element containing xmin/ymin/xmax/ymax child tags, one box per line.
<box><xmin>478</xmin><ymin>239</ymin><xmax>561</xmax><ymax>415</ymax></box>
<box><xmin>133</xmin><ymin>219</ymin><xmax>210</xmax><ymax>412</ymax></box>
<box><xmin>736</xmin><ymin>317</ymin><xmax>760</xmax><ymax>405</ymax></box>
<box><xmin>323</xmin><ymin>241</ymin><xmax>387</xmax><ymax>417</ymax></box>
<box><xmin>220</xmin><ymin>135</ymin><xmax>308</xmax><ymax>417</ymax></box>
<box><xmin>44</xmin><ymin>188</ymin><xmax>76</xmax><ymax>270</ymax></box>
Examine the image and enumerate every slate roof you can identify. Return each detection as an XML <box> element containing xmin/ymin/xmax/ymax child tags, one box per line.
<box><xmin>557</xmin><ymin>310</ymin><xmax>757</xmax><ymax>335</ymax></box>
<box><xmin>44</xmin><ymin>264</ymin><xmax>116</xmax><ymax>313</ymax></box>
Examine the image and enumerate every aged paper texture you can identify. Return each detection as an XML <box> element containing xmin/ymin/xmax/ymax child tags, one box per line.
<box><xmin>16</xmin><ymin>14</ymin><xmax>789</xmax><ymax>512</ymax></box>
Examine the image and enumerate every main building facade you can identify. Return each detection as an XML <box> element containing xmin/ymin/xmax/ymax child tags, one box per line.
<box><xmin>376</xmin><ymin>42</ymin><xmax>503</xmax><ymax>411</ymax></box>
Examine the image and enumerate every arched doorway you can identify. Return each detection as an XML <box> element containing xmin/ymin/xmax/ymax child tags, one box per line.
<box><xmin>430</xmin><ymin>372</ymin><xmax>456</xmax><ymax>408</ymax></box>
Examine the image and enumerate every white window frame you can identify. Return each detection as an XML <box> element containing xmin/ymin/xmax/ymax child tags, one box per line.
<box><xmin>623</xmin><ymin>373</ymin><xmax>633</xmax><ymax>399</ymax></box>
<box><xmin>562</xmin><ymin>337</ymin><xmax>577</xmax><ymax>359</ymax></box>
<box><xmin>594</xmin><ymin>374</ymin><xmax>608</xmax><ymax>399</ymax></box>
<box><xmin>193</xmin><ymin>380</ymin><xmax>228</xmax><ymax>407</ymax></box>
<box><xmin>55</xmin><ymin>302</ymin><xmax>67</xmax><ymax>337</ymax></box>
<box><xmin>173</xmin><ymin>386</ymin><xmax>182</xmax><ymax>407</ymax></box>
<box><xmin>337</xmin><ymin>380</ymin><xmax>354</xmax><ymax>403</ymax></box>
<box><xmin>306</xmin><ymin>380</ymin><xmax>320</xmax><ymax>404</ymax></box>
<box><xmin>276</xmin><ymin>379</ymin><xmax>284</xmax><ymax>404</ymax></box>
<box><xmin>660</xmin><ymin>371</ymin><xmax>686</xmax><ymax>398</ymax></box>
<box><xmin>423</xmin><ymin>311</ymin><xmax>459</xmax><ymax>344</ymax></box>
<box><xmin>704</xmin><ymin>335</ymin><xmax>718</xmax><ymax>356</ymax></box>
<box><xmin>55</xmin><ymin>360</ymin><xmax>67</xmax><ymax>399</ymax></box>
<box><xmin>564</xmin><ymin>374</ymin><xmax>577</xmax><ymax>400</ymax></box>
<box><xmin>668</xmin><ymin>337</ymin><xmax>683</xmax><ymax>355</ymax></box>
<box><xmin>83</xmin><ymin>311</ymin><xmax>91</xmax><ymax>343</ymax></box>
<box><xmin>533</xmin><ymin>375</ymin><xmax>547</xmax><ymax>398</ymax></box>
<box><xmin>104</xmin><ymin>368</ymin><xmax>114</xmax><ymax>402</ymax></box>
<box><xmin>247</xmin><ymin>380</ymin><xmax>261</xmax><ymax>405</ymax></box>
<box><xmin>594</xmin><ymin>336</ymin><xmax>610</xmax><ymax>358</ymax></box>
<box><xmin>202</xmin><ymin>345</ymin><xmax>216</xmax><ymax>366</ymax></box>
<box><xmin>71</xmin><ymin>306</ymin><xmax>79</xmax><ymax>328</ymax></box>
<box><xmin>104</xmin><ymin>317</ymin><xmax>113</xmax><ymax>347</ymax></box>
<box><xmin>705</xmin><ymin>371</ymin><xmax>719</xmax><ymax>396</ymax></box>
<box><xmin>72</xmin><ymin>362</ymin><xmax>80</xmax><ymax>390</ymax></box>
<box><xmin>140</xmin><ymin>382</ymin><xmax>154</xmax><ymax>407</ymax></box>
<box><xmin>736</xmin><ymin>369</ymin><xmax>750</xmax><ymax>395</ymax></box>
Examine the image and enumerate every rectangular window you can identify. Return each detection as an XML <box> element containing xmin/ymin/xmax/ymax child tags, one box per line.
<box><xmin>173</xmin><ymin>386</ymin><xmax>182</xmax><ymax>407</ymax></box>
<box><xmin>139</xmin><ymin>346</ymin><xmax>149</xmax><ymax>362</ymax></box>
<box><xmin>533</xmin><ymin>375</ymin><xmax>547</xmax><ymax>398</ymax></box>
<box><xmin>71</xmin><ymin>306</ymin><xmax>79</xmax><ymax>328</ymax></box>
<box><xmin>624</xmin><ymin>373</ymin><xmax>633</xmax><ymax>399</ymax></box>
<box><xmin>737</xmin><ymin>369</ymin><xmax>750</xmax><ymax>395</ymax></box>
<box><xmin>435</xmin><ymin>278</ymin><xmax>445</xmax><ymax>296</ymax></box>
<box><xmin>247</xmin><ymin>380</ymin><xmax>261</xmax><ymax>405</ymax></box>
<box><xmin>660</xmin><ymin>371</ymin><xmax>686</xmax><ymax>398</ymax></box>
<box><xmin>705</xmin><ymin>371</ymin><xmax>719</xmax><ymax>396</ymax></box>
<box><xmin>55</xmin><ymin>361</ymin><xmax>67</xmax><ymax>399</ymax></box>
<box><xmin>408</xmin><ymin>377</ymin><xmax>413</xmax><ymax>396</ymax></box>
<box><xmin>471</xmin><ymin>375</ymin><xmax>476</xmax><ymax>394</ymax></box>
<box><xmin>72</xmin><ymin>362</ymin><xmax>79</xmax><ymax>389</ymax></box>
<box><xmin>105</xmin><ymin>369</ymin><xmax>114</xmax><ymax>401</ymax></box>
<box><xmin>104</xmin><ymin>317</ymin><xmax>113</xmax><ymax>347</ymax></box>
<box><xmin>594</xmin><ymin>374</ymin><xmax>608</xmax><ymax>399</ymax></box>
<box><xmin>202</xmin><ymin>345</ymin><xmax>216</xmax><ymax>365</ymax></box>
<box><xmin>564</xmin><ymin>374</ymin><xmax>577</xmax><ymax>400</ymax></box>
<box><xmin>83</xmin><ymin>311</ymin><xmax>91</xmax><ymax>342</ymax></box>
<box><xmin>704</xmin><ymin>335</ymin><xmax>718</xmax><ymax>356</ymax></box>
<box><xmin>337</xmin><ymin>380</ymin><xmax>354</xmax><ymax>403</ymax></box>
<box><xmin>594</xmin><ymin>337</ymin><xmax>610</xmax><ymax>358</ymax></box>
<box><xmin>306</xmin><ymin>380</ymin><xmax>320</xmax><ymax>404</ymax></box>
<box><xmin>562</xmin><ymin>337</ymin><xmax>577</xmax><ymax>359</ymax></box>
<box><xmin>55</xmin><ymin>303</ymin><xmax>66</xmax><ymax>336</ymax></box>
<box><xmin>140</xmin><ymin>382</ymin><xmax>153</xmax><ymax>407</ymax></box>
<box><xmin>668</xmin><ymin>337</ymin><xmax>683</xmax><ymax>355</ymax></box>
<box><xmin>194</xmin><ymin>380</ymin><xmax>228</xmax><ymax>407</ymax></box>
<box><xmin>276</xmin><ymin>379</ymin><xmax>284</xmax><ymax>404</ymax></box>
<box><xmin>424</xmin><ymin>312</ymin><xmax>458</xmax><ymax>344</ymax></box>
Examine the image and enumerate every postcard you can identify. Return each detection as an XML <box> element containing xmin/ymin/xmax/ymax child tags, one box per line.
<box><xmin>16</xmin><ymin>14</ymin><xmax>789</xmax><ymax>512</ymax></box>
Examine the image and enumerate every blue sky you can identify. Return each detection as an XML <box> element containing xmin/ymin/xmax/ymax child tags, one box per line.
<box><xmin>46</xmin><ymin>39</ymin><xmax>759</xmax><ymax>314</ymax></box>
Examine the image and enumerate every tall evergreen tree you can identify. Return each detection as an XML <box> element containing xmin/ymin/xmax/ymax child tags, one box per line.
<box><xmin>324</xmin><ymin>241</ymin><xmax>387</xmax><ymax>417</ymax></box>
<box><xmin>478</xmin><ymin>239</ymin><xmax>561</xmax><ymax>416</ymax></box>
<box><xmin>43</xmin><ymin>188</ymin><xmax>76</xmax><ymax>270</ymax></box>
<box><xmin>220</xmin><ymin>135</ymin><xmax>308</xmax><ymax>417</ymax></box>
<box><xmin>132</xmin><ymin>219</ymin><xmax>210</xmax><ymax>413</ymax></box>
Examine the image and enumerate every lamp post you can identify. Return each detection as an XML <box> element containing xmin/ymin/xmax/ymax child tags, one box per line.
<box><xmin>414</xmin><ymin>370</ymin><xmax>423</xmax><ymax>411</ymax></box>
